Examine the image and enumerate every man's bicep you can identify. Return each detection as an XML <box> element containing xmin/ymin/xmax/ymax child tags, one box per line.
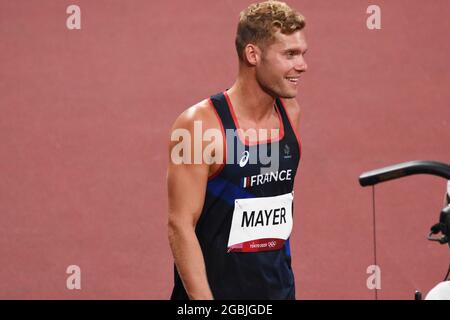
<box><xmin>167</xmin><ymin>103</ymin><xmax>214</xmax><ymax>227</ymax></box>
<box><xmin>167</xmin><ymin>162</ymin><xmax>209</xmax><ymax>227</ymax></box>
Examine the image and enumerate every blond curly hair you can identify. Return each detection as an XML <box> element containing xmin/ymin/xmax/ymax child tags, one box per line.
<box><xmin>235</xmin><ymin>1</ymin><xmax>306</xmax><ymax>61</ymax></box>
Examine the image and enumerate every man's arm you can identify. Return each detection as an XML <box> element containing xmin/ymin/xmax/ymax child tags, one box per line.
<box><xmin>167</xmin><ymin>104</ymin><xmax>217</xmax><ymax>300</ymax></box>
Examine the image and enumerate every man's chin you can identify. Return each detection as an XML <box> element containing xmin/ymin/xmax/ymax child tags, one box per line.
<box><xmin>278</xmin><ymin>91</ymin><xmax>297</xmax><ymax>99</ymax></box>
<box><xmin>264</xmin><ymin>85</ymin><xmax>297</xmax><ymax>99</ymax></box>
<box><xmin>275</xmin><ymin>86</ymin><xmax>298</xmax><ymax>99</ymax></box>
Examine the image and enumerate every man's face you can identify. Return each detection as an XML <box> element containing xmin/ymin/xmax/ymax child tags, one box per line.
<box><xmin>255</xmin><ymin>30</ymin><xmax>308</xmax><ymax>98</ymax></box>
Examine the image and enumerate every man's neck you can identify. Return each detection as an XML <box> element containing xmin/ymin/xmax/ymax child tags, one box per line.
<box><xmin>227</xmin><ymin>73</ymin><xmax>276</xmax><ymax>123</ymax></box>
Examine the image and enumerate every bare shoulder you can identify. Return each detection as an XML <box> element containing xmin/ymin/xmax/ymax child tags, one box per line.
<box><xmin>170</xmin><ymin>99</ymin><xmax>220</xmax><ymax>132</ymax></box>
<box><xmin>168</xmin><ymin>98</ymin><xmax>225</xmax><ymax>174</ymax></box>
<box><xmin>280</xmin><ymin>97</ymin><xmax>301</xmax><ymax>127</ymax></box>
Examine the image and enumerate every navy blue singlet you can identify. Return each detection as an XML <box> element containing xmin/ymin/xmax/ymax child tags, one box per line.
<box><xmin>171</xmin><ymin>91</ymin><xmax>301</xmax><ymax>300</ymax></box>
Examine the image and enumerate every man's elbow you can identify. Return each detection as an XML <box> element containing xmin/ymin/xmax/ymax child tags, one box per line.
<box><xmin>167</xmin><ymin>214</ymin><xmax>197</xmax><ymax>244</ymax></box>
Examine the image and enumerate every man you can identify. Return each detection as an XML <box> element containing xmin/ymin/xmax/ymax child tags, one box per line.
<box><xmin>167</xmin><ymin>1</ymin><xmax>308</xmax><ymax>300</ymax></box>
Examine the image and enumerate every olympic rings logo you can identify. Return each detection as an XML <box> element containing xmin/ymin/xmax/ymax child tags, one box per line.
<box><xmin>268</xmin><ymin>241</ymin><xmax>277</xmax><ymax>248</ymax></box>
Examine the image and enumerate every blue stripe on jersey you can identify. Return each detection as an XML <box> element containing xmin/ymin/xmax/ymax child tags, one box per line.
<box><xmin>207</xmin><ymin>176</ymin><xmax>254</xmax><ymax>206</ymax></box>
<box><xmin>285</xmin><ymin>238</ymin><xmax>291</xmax><ymax>257</ymax></box>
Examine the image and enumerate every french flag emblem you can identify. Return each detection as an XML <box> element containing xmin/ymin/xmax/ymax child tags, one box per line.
<box><xmin>242</xmin><ymin>176</ymin><xmax>250</xmax><ymax>188</ymax></box>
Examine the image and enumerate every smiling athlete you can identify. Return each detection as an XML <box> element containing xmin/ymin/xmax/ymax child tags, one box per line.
<box><xmin>168</xmin><ymin>1</ymin><xmax>308</xmax><ymax>300</ymax></box>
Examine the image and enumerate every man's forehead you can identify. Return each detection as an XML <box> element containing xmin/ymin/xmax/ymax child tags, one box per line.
<box><xmin>271</xmin><ymin>30</ymin><xmax>308</xmax><ymax>51</ymax></box>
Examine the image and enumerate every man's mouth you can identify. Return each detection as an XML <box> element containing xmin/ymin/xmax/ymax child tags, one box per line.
<box><xmin>285</xmin><ymin>76</ymin><xmax>300</xmax><ymax>84</ymax></box>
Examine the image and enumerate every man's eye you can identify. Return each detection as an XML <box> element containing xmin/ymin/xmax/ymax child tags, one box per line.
<box><xmin>286</xmin><ymin>50</ymin><xmax>301</xmax><ymax>57</ymax></box>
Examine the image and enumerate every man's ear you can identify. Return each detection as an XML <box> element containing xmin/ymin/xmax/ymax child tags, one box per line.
<box><xmin>243</xmin><ymin>44</ymin><xmax>261</xmax><ymax>66</ymax></box>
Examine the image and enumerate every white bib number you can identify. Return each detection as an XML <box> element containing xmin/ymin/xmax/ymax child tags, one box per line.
<box><xmin>227</xmin><ymin>192</ymin><xmax>294</xmax><ymax>253</ymax></box>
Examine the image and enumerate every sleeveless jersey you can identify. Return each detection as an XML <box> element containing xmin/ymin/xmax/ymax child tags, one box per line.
<box><xmin>171</xmin><ymin>91</ymin><xmax>301</xmax><ymax>300</ymax></box>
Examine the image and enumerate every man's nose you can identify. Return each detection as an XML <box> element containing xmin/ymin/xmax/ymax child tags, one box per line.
<box><xmin>295</xmin><ymin>56</ymin><xmax>307</xmax><ymax>72</ymax></box>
